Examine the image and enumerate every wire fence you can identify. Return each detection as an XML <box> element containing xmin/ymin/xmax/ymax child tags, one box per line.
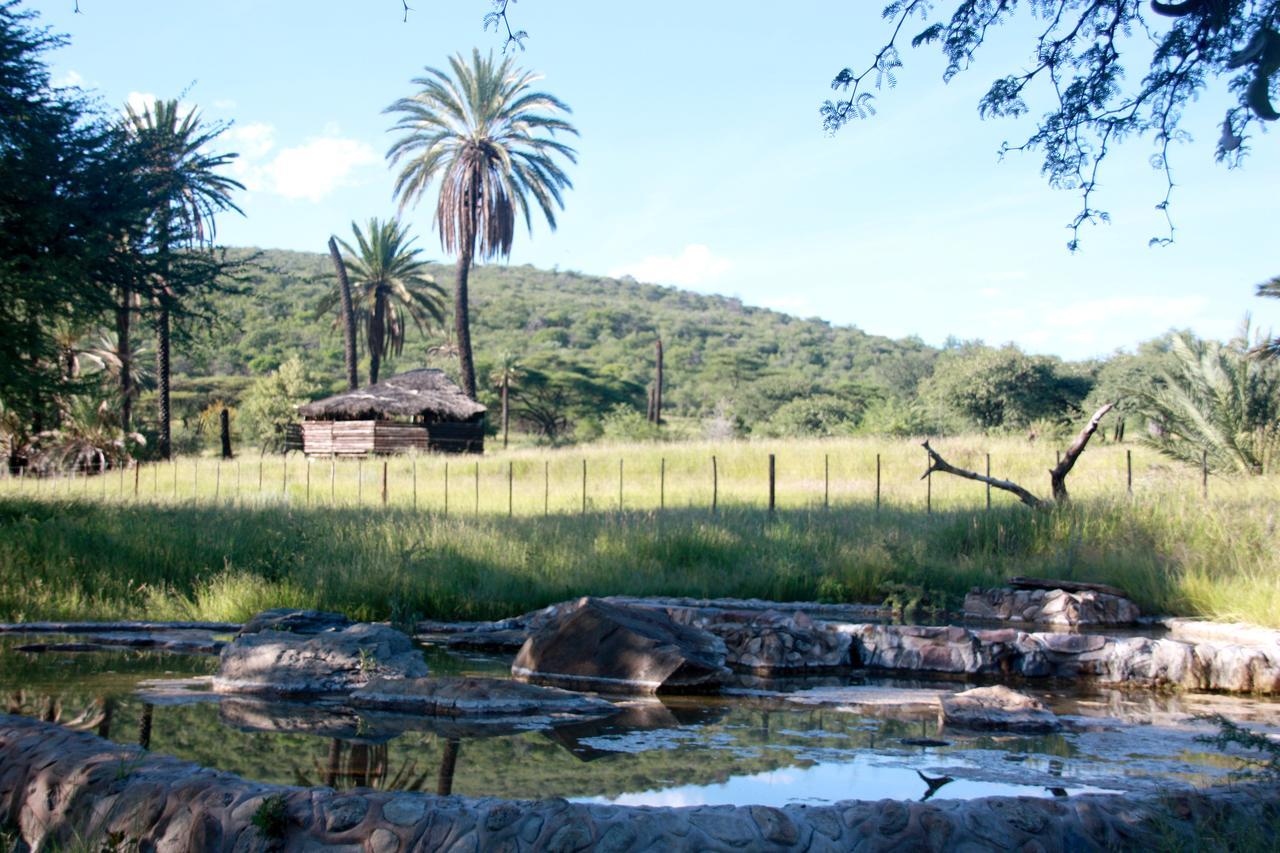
<box><xmin>0</xmin><ymin>441</ymin><xmax>1224</xmax><ymax>516</ymax></box>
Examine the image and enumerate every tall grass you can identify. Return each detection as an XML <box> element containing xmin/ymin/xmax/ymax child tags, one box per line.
<box><xmin>0</xmin><ymin>437</ymin><xmax>1276</xmax><ymax>626</ymax></box>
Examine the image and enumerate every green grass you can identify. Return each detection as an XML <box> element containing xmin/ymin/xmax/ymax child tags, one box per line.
<box><xmin>1</xmin><ymin>436</ymin><xmax>1277</xmax><ymax>626</ymax></box>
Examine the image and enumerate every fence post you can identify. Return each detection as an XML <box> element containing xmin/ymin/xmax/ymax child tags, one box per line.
<box><xmin>660</xmin><ymin>457</ymin><xmax>665</xmax><ymax>511</ymax></box>
<box><xmin>282</xmin><ymin>455</ymin><xmax>288</xmax><ymax>501</ymax></box>
<box><xmin>1126</xmin><ymin>449</ymin><xmax>1132</xmax><ymax>495</ymax></box>
<box><xmin>508</xmin><ymin>461</ymin><xmax>514</xmax><ymax>517</ymax></box>
<box><xmin>768</xmin><ymin>453</ymin><xmax>776</xmax><ymax>514</ymax></box>
<box><xmin>712</xmin><ymin>456</ymin><xmax>718</xmax><ymax>514</ymax></box>
<box><xmin>133</xmin><ymin>463</ymin><xmax>140</xmax><ymax>499</ymax></box>
<box><xmin>581</xmin><ymin>459</ymin><xmax>587</xmax><ymax>515</ymax></box>
<box><xmin>1202</xmin><ymin>449</ymin><xmax>1208</xmax><ymax>500</ymax></box>
<box><xmin>330</xmin><ymin>456</ymin><xmax>336</xmax><ymax>504</ymax></box>
<box><xmin>824</xmin><ymin>453</ymin><xmax>829</xmax><ymax>510</ymax></box>
<box><xmin>257</xmin><ymin>457</ymin><xmax>263</xmax><ymax>496</ymax></box>
<box><xmin>875</xmin><ymin>453</ymin><xmax>881</xmax><ymax>515</ymax></box>
<box><xmin>305</xmin><ymin>459</ymin><xmax>311</xmax><ymax>505</ymax></box>
<box><xmin>119</xmin><ymin>460</ymin><xmax>125</xmax><ymax>498</ymax></box>
<box><xmin>985</xmin><ymin>453</ymin><xmax>991</xmax><ymax>510</ymax></box>
<box><xmin>382</xmin><ymin>460</ymin><xmax>388</xmax><ymax>507</ymax></box>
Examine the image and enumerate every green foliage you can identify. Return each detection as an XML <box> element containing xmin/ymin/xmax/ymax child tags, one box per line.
<box><xmin>1195</xmin><ymin>714</ymin><xmax>1280</xmax><ymax>782</ymax></box>
<box><xmin>238</xmin><ymin>358</ymin><xmax>319</xmax><ymax>452</ymax></box>
<box><xmin>508</xmin><ymin>353</ymin><xmax>642</xmax><ymax>443</ymax></box>
<box><xmin>923</xmin><ymin>344</ymin><xmax>1092</xmax><ymax>430</ymax></box>
<box><xmin>856</xmin><ymin>397</ymin><xmax>950</xmax><ymax>438</ymax></box>
<box><xmin>764</xmin><ymin>394</ymin><xmax>862</xmax><ymax>438</ymax></box>
<box><xmin>1132</xmin><ymin>330</ymin><xmax>1280</xmax><ymax>475</ymax></box>
<box><xmin>251</xmin><ymin>794</ymin><xmax>289</xmax><ymax>840</ymax></box>
<box><xmin>600</xmin><ymin>404</ymin><xmax>663</xmax><ymax>443</ymax></box>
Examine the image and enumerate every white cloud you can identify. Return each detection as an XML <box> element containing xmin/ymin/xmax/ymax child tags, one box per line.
<box><xmin>52</xmin><ymin>69</ymin><xmax>83</xmax><ymax>88</ymax></box>
<box><xmin>1042</xmin><ymin>295</ymin><xmax>1208</xmax><ymax>328</ymax></box>
<box><xmin>125</xmin><ymin>91</ymin><xmax>158</xmax><ymax>115</ymax></box>
<box><xmin>978</xmin><ymin>287</ymin><xmax>1002</xmax><ymax>299</ymax></box>
<box><xmin>609</xmin><ymin>244</ymin><xmax>731</xmax><ymax>287</ymax></box>
<box><xmin>260</xmin><ymin>137</ymin><xmax>379</xmax><ymax>202</ymax></box>
<box><xmin>212</xmin><ymin>98</ymin><xmax>238</xmax><ymax>110</ymax></box>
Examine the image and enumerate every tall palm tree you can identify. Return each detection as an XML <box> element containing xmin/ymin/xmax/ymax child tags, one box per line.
<box><xmin>124</xmin><ymin>99</ymin><xmax>242</xmax><ymax>459</ymax></box>
<box><xmin>488</xmin><ymin>352</ymin><xmax>523</xmax><ymax>448</ymax></box>
<box><xmin>316</xmin><ymin>219</ymin><xmax>446</xmax><ymax>386</ymax></box>
<box><xmin>385</xmin><ymin>49</ymin><xmax>577</xmax><ymax>399</ymax></box>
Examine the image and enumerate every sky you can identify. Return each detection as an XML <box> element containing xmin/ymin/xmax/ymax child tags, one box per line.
<box><xmin>33</xmin><ymin>0</ymin><xmax>1280</xmax><ymax>360</ymax></box>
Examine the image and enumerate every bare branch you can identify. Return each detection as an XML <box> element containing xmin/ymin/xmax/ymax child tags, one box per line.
<box><xmin>1049</xmin><ymin>402</ymin><xmax>1115</xmax><ymax>502</ymax></box>
<box><xmin>921</xmin><ymin>440</ymin><xmax>1050</xmax><ymax>511</ymax></box>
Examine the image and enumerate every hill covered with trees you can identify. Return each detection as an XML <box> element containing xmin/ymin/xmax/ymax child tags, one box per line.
<box><xmin>165</xmin><ymin>247</ymin><xmax>1118</xmax><ymax>448</ymax></box>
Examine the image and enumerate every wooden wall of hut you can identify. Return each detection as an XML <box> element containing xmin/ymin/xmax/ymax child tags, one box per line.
<box><xmin>300</xmin><ymin>421</ymin><xmax>483</xmax><ymax>456</ymax></box>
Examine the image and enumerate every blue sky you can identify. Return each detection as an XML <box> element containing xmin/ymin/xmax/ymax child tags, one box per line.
<box><xmin>36</xmin><ymin>0</ymin><xmax>1279</xmax><ymax>359</ymax></box>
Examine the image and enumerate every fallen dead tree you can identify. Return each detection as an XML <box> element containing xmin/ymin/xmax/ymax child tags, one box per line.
<box><xmin>922</xmin><ymin>403</ymin><xmax>1115</xmax><ymax>511</ymax></box>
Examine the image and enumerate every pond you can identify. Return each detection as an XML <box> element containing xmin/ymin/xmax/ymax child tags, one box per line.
<box><xmin>2</xmin><ymin>635</ymin><xmax>1276</xmax><ymax>809</ymax></box>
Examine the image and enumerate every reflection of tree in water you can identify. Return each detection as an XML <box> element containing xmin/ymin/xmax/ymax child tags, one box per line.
<box><xmin>291</xmin><ymin>737</ymin><xmax>452</xmax><ymax>794</ymax></box>
<box><xmin>7</xmin><ymin>691</ymin><xmax>125</xmax><ymax>740</ymax></box>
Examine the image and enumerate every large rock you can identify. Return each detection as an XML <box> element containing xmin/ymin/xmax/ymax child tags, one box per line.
<box><xmin>350</xmin><ymin>676</ymin><xmax>617</xmax><ymax>718</ymax></box>
<box><xmin>693</xmin><ymin>610</ymin><xmax>852</xmax><ymax>673</ymax></box>
<box><xmin>238</xmin><ymin>608</ymin><xmax>352</xmax><ymax>636</ymax></box>
<box><xmin>964</xmin><ymin>586</ymin><xmax>1140</xmax><ymax>627</ymax></box>
<box><xmin>939</xmin><ymin>685</ymin><xmax>1061</xmax><ymax>733</ymax></box>
<box><xmin>213</xmin><ymin>622</ymin><xmax>428</xmax><ymax>696</ymax></box>
<box><xmin>511</xmin><ymin>597</ymin><xmax>729</xmax><ymax>693</ymax></box>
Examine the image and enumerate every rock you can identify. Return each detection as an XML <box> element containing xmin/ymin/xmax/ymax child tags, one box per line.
<box><xmin>1007</xmin><ymin>576</ymin><xmax>1130</xmax><ymax>597</ymax></box>
<box><xmin>349</xmin><ymin>676</ymin><xmax>617</xmax><ymax>718</ymax></box>
<box><xmin>213</xmin><ymin>623</ymin><xmax>427</xmax><ymax>696</ymax></box>
<box><xmin>786</xmin><ymin>686</ymin><xmax>951</xmax><ymax>717</ymax></box>
<box><xmin>511</xmin><ymin>597</ymin><xmax>728</xmax><ymax>694</ymax></box>
<box><xmin>238</xmin><ymin>609</ymin><xmax>351</xmax><ymax>637</ymax></box>
<box><xmin>964</xmin><ymin>586</ymin><xmax>1140</xmax><ymax>627</ymax></box>
<box><xmin>701</xmin><ymin>610</ymin><xmax>852</xmax><ymax>672</ymax></box>
<box><xmin>939</xmin><ymin>685</ymin><xmax>1060</xmax><ymax>733</ymax></box>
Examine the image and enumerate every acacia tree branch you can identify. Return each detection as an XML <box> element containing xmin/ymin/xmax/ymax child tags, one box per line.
<box><xmin>921</xmin><ymin>440</ymin><xmax>1051</xmax><ymax>511</ymax></box>
<box><xmin>1049</xmin><ymin>402</ymin><xmax>1115</xmax><ymax>502</ymax></box>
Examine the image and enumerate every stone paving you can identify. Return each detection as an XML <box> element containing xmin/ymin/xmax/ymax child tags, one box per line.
<box><xmin>2</xmin><ymin>714</ymin><xmax>1278</xmax><ymax>852</ymax></box>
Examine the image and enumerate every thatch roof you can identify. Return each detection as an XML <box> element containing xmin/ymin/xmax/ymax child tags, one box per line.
<box><xmin>298</xmin><ymin>369</ymin><xmax>486</xmax><ymax>421</ymax></box>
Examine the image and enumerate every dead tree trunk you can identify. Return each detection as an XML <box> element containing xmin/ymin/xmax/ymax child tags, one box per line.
<box><xmin>329</xmin><ymin>236</ymin><xmax>359</xmax><ymax>392</ymax></box>
<box><xmin>922</xmin><ymin>403</ymin><xmax>1115</xmax><ymax>511</ymax></box>
<box><xmin>220</xmin><ymin>407</ymin><xmax>233</xmax><ymax>459</ymax></box>
<box><xmin>653</xmin><ymin>339</ymin><xmax>664</xmax><ymax>426</ymax></box>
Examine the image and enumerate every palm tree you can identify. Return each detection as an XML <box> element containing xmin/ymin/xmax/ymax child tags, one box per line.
<box><xmin>327</xmin><ymin>236</ymin><xmax>360</xmax><ymax>391</ymax></box>
<box><xmin>317</xmin><ymin>219</ymin><xmax>446</xmax><ymax>386</ymax></box>
<box><xmin>488</xmin><ymin>352</ymin><xmax>523</xmax><ymax>448</ymax></box>
<box><xmin>385</xmin><ymin>49</ymin><xmax>578</xmax><ymax>399</ymax></box>
<box><xmin>1131</xmin><ymin>327</ymin><xmax>1280</xmax><ymax>475</ymax></box>
<box><xmin>124</xmin><ymin>99</ymin><xmax>242</xmax><ymax>459</ymax></box>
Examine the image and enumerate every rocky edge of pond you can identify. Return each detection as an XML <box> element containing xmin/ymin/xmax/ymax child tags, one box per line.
<box><xmin>3</xmin><ymin>713</ymin><xmax>1278</xmax><ymax>853</ymax></box>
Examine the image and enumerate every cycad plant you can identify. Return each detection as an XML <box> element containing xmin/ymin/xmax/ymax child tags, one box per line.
<box><xmin>385</xmin><ymin>49</ymin><xmax>577</xmax><ymax>399</ymax></box>
<box><xmin>1131</xmin><ymin>328</ymin><xmax>1280</xmax><ymax>475</ymax></box>
<box><xmin>316</xmin><ymin>219</ymin><xmax>445</xmax><ymax>386</ymax></box>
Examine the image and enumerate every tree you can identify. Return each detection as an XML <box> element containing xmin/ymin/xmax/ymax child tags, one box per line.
<box><xmin>1255</xmin><ymin>276</ymin><xmax>1280</xmax><ymax>359</ymax></box>
<box><xmin>385</xmin><ymin>48</ymin><xmax>578</xmax><ymax>399</ymax></box>
<box><xmin>508</xmin><ymin>354</ymin><xmax>641</xmax><ymax>442</ymax></box>
<box><xmin>488</xmin><ymin>351</ymin><xmax>523</xmax><ymax>448</ymax></box>
<box><xmin>1130</xmin><ymin>328</ymin><xmax>1280</xmax><ymax>474</ymax></box>
<box><xmin>239</xmin><ymin>356</ymin><xmax>319</xmax><ymax>452</ymax></box>
<box><xmin>317</xmin><ymin>219</ymin><xmax>445</xmax><ymax>386</ymax></box>
<box><xmin>327</xmin><ymin>236</ymin><xmax>359</xmax><ymax>391</ymax></box>
<box><xmin>124</xmin><ymin>98</ymin><xmax>243</xmax><ymax>459</ymax></box>
<box><xmin>0</xmin><ymin>2</ymin><xmax>155</xmax><ymax>444</ymax></box>
<box><xmin>823</xmin><ymin>1</ymin><xmax>1280</xmax><ymax>248</ymax></box>
<box><xmin>922</xmin><ymin>344</ymin><xmax>1092</xmax><ymax>430</ymax></box>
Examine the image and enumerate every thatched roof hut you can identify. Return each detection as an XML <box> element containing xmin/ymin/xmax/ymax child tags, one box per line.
<box><xmin>298</xmin><ymin>369</ymin><xmax>485</xmax><ymax>455</ymax></box>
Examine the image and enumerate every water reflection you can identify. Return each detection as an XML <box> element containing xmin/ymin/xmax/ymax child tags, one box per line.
<box><xmin>3</xmin><ymin>639</ymin><xmax>1280</xmax><ymax>807</ymax></box>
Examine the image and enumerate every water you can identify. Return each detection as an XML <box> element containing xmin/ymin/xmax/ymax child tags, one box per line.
<box><xmin>2</xmin><ymin>635</ymin><xmax>1276</xmax><ymax>808</ymax></box>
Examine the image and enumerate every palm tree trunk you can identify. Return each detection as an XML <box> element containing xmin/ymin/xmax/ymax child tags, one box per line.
<box><xmin>117</xmin><ymin>282</ymin><xmax>132</xmax><ymax>434</ymax></box>
<box><xmin>501</xmin><ymin>379</ymin><xmax>509</xmax><ymax>448</ymax></box>
<box><xmin>369</xmin><ymin>289</ymin><xmax>386</xmax><ymax>385</ymax></box>
<box><xmin>454</xmin><ymin>247</ymin><xmax>477</xmax><ymax>400</ymax></box>
<box><xmin>157</xmin><ymin>303</ymin><xmax>171</xmax><ymax>460</ymax></box>
<box><xmin>329</xmin><ymin>237</ymin><xmax>359</xmax><ymax>391</ymax></box>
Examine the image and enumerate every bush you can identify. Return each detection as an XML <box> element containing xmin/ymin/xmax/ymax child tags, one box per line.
<box><xmin>763</xmin><ymin>394</ymin><xmax>861</xmax><ymax>438</ymax></box>
<box><xmin>238</xmin><ymin>358</ymin><xmax>319</xmax><ymax>452</ymax></box>
<box><xmin>600</xmin><ymin>405</ymin><xmax>662</xmax><ymax>442</ymax></box>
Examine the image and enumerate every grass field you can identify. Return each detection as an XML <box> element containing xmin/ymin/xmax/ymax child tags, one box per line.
<box><xmin>1</xmin><ymin>436</ymin><xmax>1277</xmax><ymax>627</ymax></box>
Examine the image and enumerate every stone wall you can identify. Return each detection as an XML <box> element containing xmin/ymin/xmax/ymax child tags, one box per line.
<box><xmin>2</xmin><ymin>715</ymin><xmax>1278</xmax><ymax>852</ymax></box>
